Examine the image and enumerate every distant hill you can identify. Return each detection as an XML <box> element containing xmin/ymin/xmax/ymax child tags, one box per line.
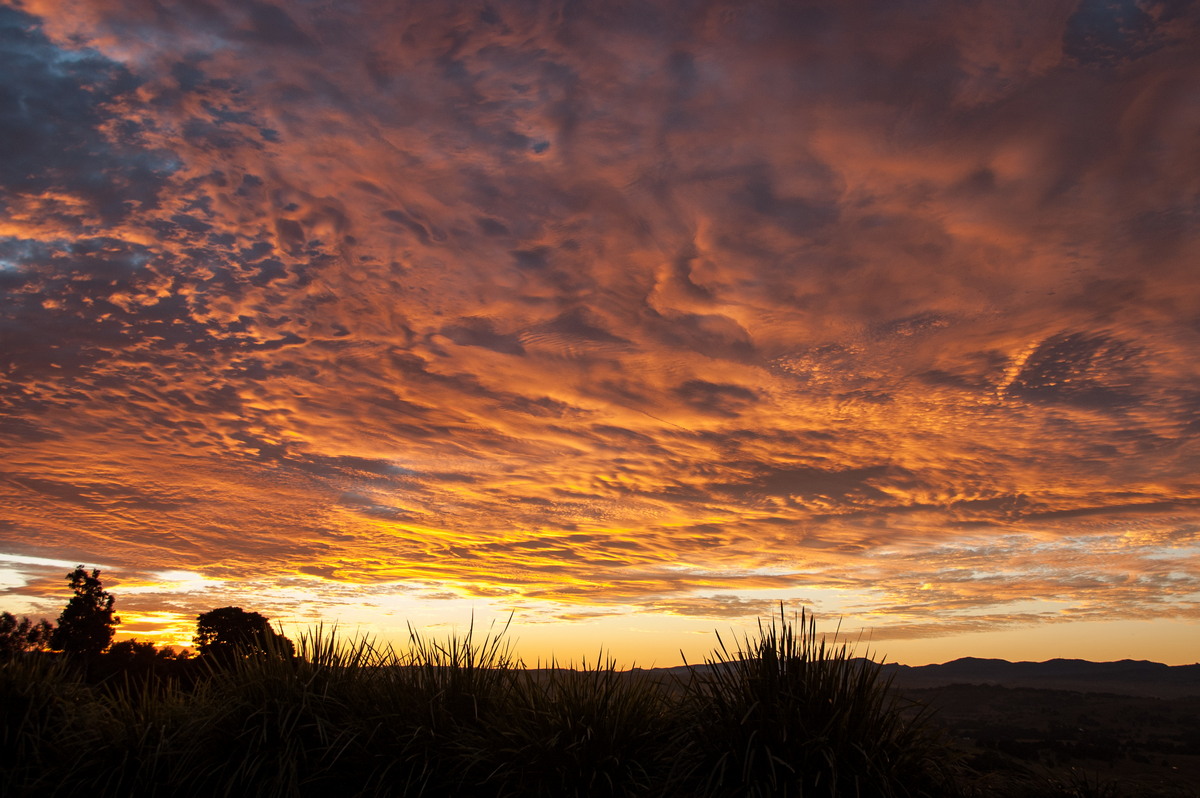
<box><xmin>880</xmin><ymin>658</ymin><xmax>1200</xmax><ymax>699</ymax></box>
<box><xmin>642</xmin><ymin>658</ymin><xmax>1200</xmax><ymax>699</ymax></box>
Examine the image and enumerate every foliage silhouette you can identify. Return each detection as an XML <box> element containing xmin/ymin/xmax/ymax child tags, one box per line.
<box><xmin>195</xmin><ymin>606</ymin><xmax>295</xmax><ymax>661</ymax></box>
<box><xmin>0</xmin><ymin>612</ymin><xmax>55</xmax><ymax>658</ymax></box>
<box><xmin>106</xmin><ymin>637</ymin><xmax>185</xmax><ymax>668</ymax></box>
<box><xmin>677</xmin><ymin>605</ymin><xmax>956</xmax><ymax>797</ymax></box>
<box><xmin>49</xmin><ymin>566</ymin><xmax>118</xmax><ymax>657</ymax></box>
<box><xmin>106</xmin><ymin>638</ymin><xmax>159</xmax><ymax>662</ymax></box>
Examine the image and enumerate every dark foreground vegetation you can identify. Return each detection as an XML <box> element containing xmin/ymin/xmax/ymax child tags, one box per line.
<box><xmin>3</xmin><ymin>611</ymin><xmax>960</xmax><ymax>797</ymax></box>
<box><xmin>3</xmin><ymin>568</ymin><xmax>1196</xmax><ymax>797</ymax></box>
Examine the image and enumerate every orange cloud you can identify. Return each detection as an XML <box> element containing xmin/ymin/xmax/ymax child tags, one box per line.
<box><xmin>3</xmin><ymin>0</ymin><xmax>1200</xmax><ymax>664</ymax></box>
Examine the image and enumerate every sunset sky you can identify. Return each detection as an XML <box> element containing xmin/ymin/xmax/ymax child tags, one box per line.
<box><xmin>2</xmin><ymin>0</ymin><xmax>1199</xmax><ymax>666</ymax></box>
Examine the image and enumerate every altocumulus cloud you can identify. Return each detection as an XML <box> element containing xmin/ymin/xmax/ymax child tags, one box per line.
<box><xmin>1</xmin><ymin>0</ymin><xmax>1199</xmax><ymax>648</ymax></box>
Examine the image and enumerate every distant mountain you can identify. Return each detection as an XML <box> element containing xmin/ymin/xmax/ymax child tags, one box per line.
<box><xmin>880</xmin><ymin>657</ymin><xmax>1200</xmax><ymax>699</ymax></box>
<box><xmin>641</xmin><ymin>658</ymin><xmax>1200</xmax><ymax>699</ymax></box>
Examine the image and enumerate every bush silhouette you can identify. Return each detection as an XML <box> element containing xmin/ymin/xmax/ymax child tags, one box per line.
<box><xmin>195</xmin><ymin>606</ymin><xmax>294</xmax><ymax>661</ymax></box>
<box><xmin>0</xmin><ymin>612</ymin><xmax>54</xmax><ymax>658</ymax></box>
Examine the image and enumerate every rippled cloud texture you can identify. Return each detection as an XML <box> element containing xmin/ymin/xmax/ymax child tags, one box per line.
<box><xmin>2</xmin><ymin>0</ymin><xmax>1199</xmax><ymax>662</ymax></box>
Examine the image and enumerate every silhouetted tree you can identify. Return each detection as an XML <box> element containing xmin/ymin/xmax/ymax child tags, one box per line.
<box><xmin>49</xmin><ymin>566</ymin><xmax>118</xmax><ymax>656</ymax></box>
<box><xmin>194</xmin><ymin>606</ymin><xmax>294</xmax><ymax>661</ymax></box>
<box><xmin>107</xmin><ymin>638</ymin><xmax>161</xmax><ymax>664</ymax></box>
<box><xmin>106</xmin><ymin>638</ymin><xmax>193</xmax><ymax>662</ymax></box>
<box><xmin>0</xmin><ymin>612</ymin><xmax>55</xmax><ymax>657</ymax></box>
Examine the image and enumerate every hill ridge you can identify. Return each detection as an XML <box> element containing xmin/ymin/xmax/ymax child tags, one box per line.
<box><xmin>643</xmin><ymin>658</ymin><xmax>1200</xmax><ymax>699</ymax></box>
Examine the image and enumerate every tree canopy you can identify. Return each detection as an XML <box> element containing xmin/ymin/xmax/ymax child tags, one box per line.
<box><xmin>194</xmin><ymin>606</ymin><xmax>294</xmax><ymax>660</ymax></box>
<box><xmin>0</xmin><ymin>612</ymin><xmax>55</xmax><ymax>657</ymax></box>
<box><xmin>49</xmin><ymin>566</ymin><xmax>118</xmax><ymax>656</ymax></box>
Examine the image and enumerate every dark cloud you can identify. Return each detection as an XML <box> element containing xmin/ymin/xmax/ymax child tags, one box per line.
<box><xmin>1</xmin><ymin>473</ymin><xmax>182</xmax><ymax>512</ymax></box>
<box><xmin>1063</xmin><ymin>0</ymin><xmax>1187</xmax><ymax>66</ymax></box>
<box><xmin>1007</xmin><ymin>332</ymin><xmax>1143</xmax><ymax>408</ymax></box>
<box><xmin>0</xmin><ymin>8</ymin><xmax>174</xmax><ymax>223</ymax></box>
<box><xmin>674</xmin><ymin>380</ymin><xmax>758</xmax><ymax>418</ymax></box>
<box><xmin>440</xmin><ymin>316</ymin><xmax>526</xmax><ymax>355</ymax></box>
<box><xmin>716</xmin><ymin>464</ymin><xmax>898</xmax><ymax>503</ymax></box>
<box><xmin>240</xmin><ymin>1</ymin><xmax>316</xmax><ymax>49</ymax></box>
<box><xmin>541</xmin><ymin>307</ymin><xmax>629</xmax><ymax>345</ymax></box>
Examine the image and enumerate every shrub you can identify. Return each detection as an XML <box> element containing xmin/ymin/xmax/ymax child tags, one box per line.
<box><xmin>466</xmin><ymin>655</ymin><xmax>678</xmax><ymax>797</ymax></box>
<box><xmin>677</xmin><ymin>606</ymin><xmax>956</xmax><ymax>797</ymax></box>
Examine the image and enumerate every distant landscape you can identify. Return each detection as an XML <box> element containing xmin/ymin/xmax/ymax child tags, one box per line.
<box><xmin>653</xmin><ymin>657</ymin><xmax>1200</xmax><ymax>699</ymax></box>
<box><xmin>864</xmin><ymin>658</ymin><xmax>1200</xmax><ymax>797</ymax></box>
<box><xmin>883</xmin><ymin>657</ymin><xmax>1200</xmax><ymax>700</ymax></box>
<box><xmin>622</xmin><ymin>656</ymin><xmax>1200</xmax><ymax>796</ymax></box>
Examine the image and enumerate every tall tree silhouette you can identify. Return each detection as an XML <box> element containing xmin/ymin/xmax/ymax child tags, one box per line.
<box><xmin>194</xmin><ymin>606</ymin><xmax>294</xmax><ymax>661</ymax></box>
<box><xmin>49</xmin><ymin>566</ymin><xmax>118</xmax><ymax>656</ymax></box>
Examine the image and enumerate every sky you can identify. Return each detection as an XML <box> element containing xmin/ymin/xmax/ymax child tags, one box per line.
<box><xmin>1</xmin><ymin>0</ymin><xmax>1199</xmax><ymax>667</ymax></box>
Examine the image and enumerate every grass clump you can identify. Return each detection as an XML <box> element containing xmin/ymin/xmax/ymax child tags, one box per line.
<box><xmin>677</xmin><ymin>606</ymin><xmax>956</xmax><ymax>797</ymax></box>
<box><xmin>0</xmin><ymin>652</ymin><xmax>96</xmax><ymax>795</ymax></box>
<box><xmin>467</xmin><ymin>654</ymin><xmax>678</xmax><ymax>797</ymax></box>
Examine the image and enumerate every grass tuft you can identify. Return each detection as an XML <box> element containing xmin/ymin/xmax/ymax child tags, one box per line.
<box><xmin>677</xmin><ymin>604</ymin><xmax>957</xmax><ymax>797</ymax></box>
